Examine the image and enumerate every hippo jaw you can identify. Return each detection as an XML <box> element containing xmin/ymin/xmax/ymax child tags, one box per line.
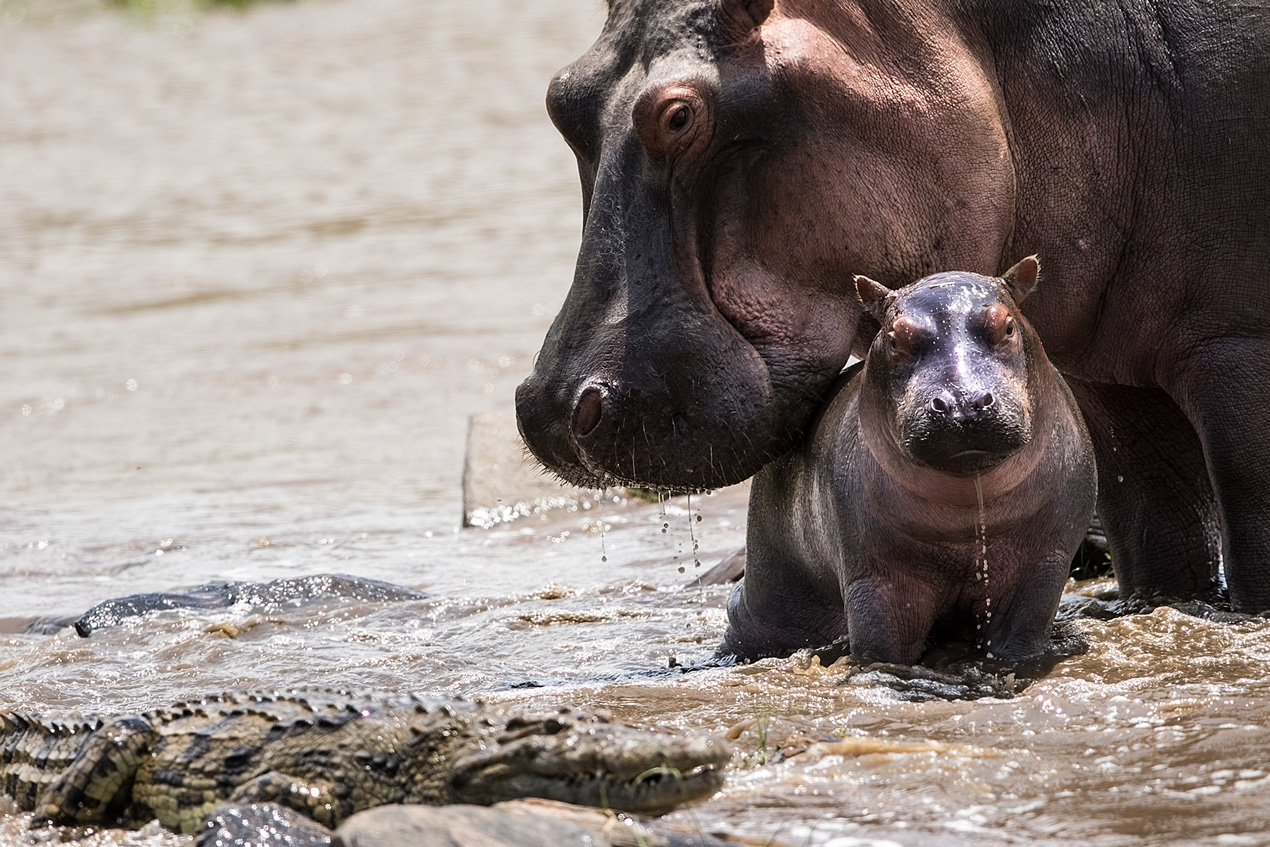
<box><xmin>899</xmin><ymin>411</ymin><xmax>1032</xmax><ymax>475</ymax></box>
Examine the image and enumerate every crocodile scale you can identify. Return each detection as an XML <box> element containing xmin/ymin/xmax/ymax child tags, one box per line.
<box><xmin>0</xmin><ymin>693</ymin><xmax>729</xmax><ymax>835</ymax></box>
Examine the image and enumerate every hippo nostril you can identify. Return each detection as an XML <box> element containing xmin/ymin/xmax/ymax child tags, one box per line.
<box><xmin>929</xmin><ymin>396</ymin><xmax>950</xmax><ymax>415</ymax></box>
<box><xmin>573</xmin><ymin>387</ymin><xmax>604</xmax><ymax>438</ymax></box>
<box><xmin>976</xmin><ymin>392</ymin><xmax>995</xmax><ymax>411</ymax></box>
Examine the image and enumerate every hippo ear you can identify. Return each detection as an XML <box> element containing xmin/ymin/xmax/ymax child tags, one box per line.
<box><xmin>718</xmin><ymin>0</ymin><xmax>773</xmax><ymax>40</ymax></box>
<box><xmin>854</xmin><ymin>275</ymin><xmax>894</xmax><ymax>322</ymax></box>
<box><xmin>1001</xmin><ymin>255</ymin><xmax>1040</xmax><ymax>303</ymax></box>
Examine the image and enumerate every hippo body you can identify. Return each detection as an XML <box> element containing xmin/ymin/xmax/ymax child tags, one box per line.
<box><xmin>516</xmin><ymin>0</ymin><xmax>1270</xmax><ymax>608</ymax></box>
<box><xmin>723</xmin><ymin>260</ymin><xmax>1097</xmax><ymax>663</ymax></box>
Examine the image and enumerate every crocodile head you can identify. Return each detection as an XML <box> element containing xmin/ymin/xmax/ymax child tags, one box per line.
<box><xmin>447</xmin><ymin>708</ymin><xmax>730</xmax><ymax>814</ymax></box>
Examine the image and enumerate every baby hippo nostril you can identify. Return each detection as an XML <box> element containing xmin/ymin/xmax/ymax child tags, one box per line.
<box><xmin>573</xmin><ymin>386</ymin><xmax>604</xmax><ymax>438</ymax></box>
<box><xmin>928</xmin><ymin>395</ymin><xmax>951</xmax><ymax>415</ymax></box>
<box><xmin>975</xmin><ymin>391</ymin><xmax>995</xmax><ymax>411</ymax></box>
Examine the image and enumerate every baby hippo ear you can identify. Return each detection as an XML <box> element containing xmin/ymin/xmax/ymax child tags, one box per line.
<box><xmin>854</xmin><ymin>275</ymin><xmax>894</xmax><ymax>322</ymax></box>
<box><xmin>1000</xmin><ymin>255</ymin><xmax>1040</xmax><ymax>302</ymax></box>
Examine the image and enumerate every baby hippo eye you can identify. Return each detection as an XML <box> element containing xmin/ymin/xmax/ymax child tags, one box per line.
<box><xmin>886</xmin><ymin>315</ymin><xmax>922</xmax><ymax>358</ymax></box>
<box><xmin>983</xmin><ymin>303</ymin><xmax>1017</xmax><ymax>345</ymax></box>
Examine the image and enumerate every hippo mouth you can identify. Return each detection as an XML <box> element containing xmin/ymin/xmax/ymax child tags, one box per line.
<box><xmin>942</xmin><ymin>449</ymin><xmax>1008</xmax><ymax>474</ymax></box>
<box><xmin>905</xmin><ymin>431</ymin><xmax>1028</xmax><ymax>475</ymax></box>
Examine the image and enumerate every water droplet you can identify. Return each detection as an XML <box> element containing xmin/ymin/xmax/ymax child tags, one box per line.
<box><xmin>973</xmin><ymin>473</ymin><xmax>991</xmax><ymax>653</ymax></box>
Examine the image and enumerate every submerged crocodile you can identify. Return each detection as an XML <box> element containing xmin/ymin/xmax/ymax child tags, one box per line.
<box><xmin>0</xmin><ymin>693</ymin><xmax>729</xmax><ymax>836</ymax></box>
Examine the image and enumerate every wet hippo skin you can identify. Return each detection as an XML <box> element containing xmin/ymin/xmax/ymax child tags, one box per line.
<box><xmin>723</xmin><ymin>260</ymin><xmax>1097</xmax><ymax>664</ymax></box>
<box><xmin>515</xmin><ymin>0</ymin><xmax>1270</xmax><ymax>610</ymax></box>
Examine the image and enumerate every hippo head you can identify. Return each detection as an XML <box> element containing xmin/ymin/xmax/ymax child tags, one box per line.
<box><xmin>516</xmin><ymin>0</ymin><xmax>1014</xmax><ymax>489</ymax></box>
<box><xmin>854</xmin><ymin>258</ymin><xmax>1041</xmax><ymax>476</ymax></box>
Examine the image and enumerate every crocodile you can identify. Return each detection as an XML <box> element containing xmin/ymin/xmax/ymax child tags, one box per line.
<box><xmin>0</xmin><ymin>693</ymin><xmax>730</xmax><ymax>836</ymax></box>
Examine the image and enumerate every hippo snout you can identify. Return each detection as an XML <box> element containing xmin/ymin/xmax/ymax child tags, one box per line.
<box><xmin>514</xmin><ymin>376</ymin><xmax>624</xmax><ymax>487</ymax></box>
<box><xmin>903</xmin><ymin>385</ymin><xmax>1028</xmax><ymax>474</ymax></box>
<box><xmin>926</xmin><ymin>388</ymin><xmax>996</xmax><ymax>422</ymax></box>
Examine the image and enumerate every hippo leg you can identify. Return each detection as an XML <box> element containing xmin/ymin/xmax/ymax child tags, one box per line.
<box><xmin>843</xmin><ymin>578</ymin><xmax>940</xmax><ymax>665</ymax></box>
<box><xmin>1169</xmin><ymin>340</ymin><xmax>1270</xmax><ymax>611</ymax></box>
<box><xmin>1067</xmin><ymin>381</ymin><xmax>1221</xmax><ymax>599</ymax></box>
<box><xmin>720</xmin><ymin>567</ymin><xmax>848</xmax><ymax>662</ymax></box>
<box><xmin>985</xmin><ymin>551</ymin><xmax>1072</xmax><ymax>661</ymax></box>
<box><xmin>720</xmin><ymin>467</ymin><xmax>853</xmax><ymax>661</ymax></box>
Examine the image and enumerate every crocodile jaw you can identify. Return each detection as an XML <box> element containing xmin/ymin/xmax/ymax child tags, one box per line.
<box><xmin>447</xmin><ymin>711</ymin><xmax>730</xmax><ymax>814</ymax></box>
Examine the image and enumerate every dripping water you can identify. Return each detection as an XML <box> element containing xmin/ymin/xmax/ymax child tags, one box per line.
<box><xmin>973</xmin><ymin>473</ymin><xmax>993</xmax><ymax>658</ymax></box>
<box><xmin>599</xmin><ymin>489</ymin><xmax>609</xmax><ymax>563</ymax></box>
<box><xmin>689</xmin><ymin>492</ymin><xmax>702</xmax><ymax>571</ymax></box>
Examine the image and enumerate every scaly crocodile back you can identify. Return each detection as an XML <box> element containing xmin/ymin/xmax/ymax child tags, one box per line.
<box><xmin>0</xmin><ymin>710</ymin><xmax>108</xmax><ymax>812</ymax></box>
<box><xmin>1</xmin><ymin>692</ymin><xmax>729</xmax><ymax>836</ymax></box>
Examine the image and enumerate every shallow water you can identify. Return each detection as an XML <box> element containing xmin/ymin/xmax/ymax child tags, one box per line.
<box><xmin>4</xmin><ymin>2</ymin><xmax>1270</xmax><ymax>845</ymax></box>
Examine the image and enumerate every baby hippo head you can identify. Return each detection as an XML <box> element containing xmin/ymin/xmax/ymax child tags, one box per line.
<box><xmin>854</xmin><ymin>257</ymin><xmax>1041</xmax><ymax>475</ymax></box>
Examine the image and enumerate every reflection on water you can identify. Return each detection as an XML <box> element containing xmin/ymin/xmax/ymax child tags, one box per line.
<box><xmin>4</xmin><ymin>1</ymin><xmax>1270</xmax><ymax>845</ymax></box>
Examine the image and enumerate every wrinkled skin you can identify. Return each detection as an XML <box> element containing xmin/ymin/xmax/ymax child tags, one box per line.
<box><xmin>722</xmin><ymin>264</ymin><xmax>1097</xmax><ymax>663</ymax></box>
<box><xmin>516</xmin><ymin>0</ymin><xmax>1270</xmax><ymax>608</ymax></box>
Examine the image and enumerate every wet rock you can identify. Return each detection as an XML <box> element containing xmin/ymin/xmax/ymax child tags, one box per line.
<box><xmin>686</xmin><ymin>547</ymin><xmax>745</xmax><ymax>587</ymax></box>
<box><xmin>842</xmin><ymin>661</ymin><xmax>1025</xmax><ymax>701</ymax></box>
<box><xmin>17</xmin><ymin>615</ymin><xmax>79</xmax><ymax>635</ymax></box>
<box><xmin>332</xmin><ymin>799</ymin><xmax>752</xmax><ymax>847</ymax></box>
<box><xmin>197</xmin><ymin>803</ymin><xmax>331</xmax><ymax>847</ymax></box>
<box><xmin>74</xmin><ymin>573</ymin><xmax>428</xmax><ymax>636</ymax></box>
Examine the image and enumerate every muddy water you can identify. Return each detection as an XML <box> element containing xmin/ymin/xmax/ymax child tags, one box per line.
<box><xmin>3</xmin><ymin>2</ymin><xmax>1270</xmax><ymax>845</ymax></box>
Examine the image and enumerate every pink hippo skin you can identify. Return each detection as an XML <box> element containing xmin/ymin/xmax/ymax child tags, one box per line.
<box><xmin>515</xmin><ymin>0</ymin><xmax>1269</xmax><ymax>609</ymax></box>
<box><xmin>722</xmin><ymin>259</ymin><xmax>1097</xmax><ymax>663</ymax></box>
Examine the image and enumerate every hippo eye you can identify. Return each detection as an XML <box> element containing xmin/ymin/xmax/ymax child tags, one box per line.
<box><xmin>633</xmin><ymin>83</ymin><xmax>712</xmax><ymax>161</ymax></box>
<box><xmin>667</xmin><ymin>105</ymin><xmax>691</xmax><ymax>132</ymax></box>
<box><xmin>983</xmin><ymin>304</ymin><xmax>1015</xmax><ymax>345</ymax></box>
<box><xmin>887</xmin><ymin>316</ymin><xmax>922</xmax><ymax>358</ymax></box>
<box><xmin>660</xmin><ymin>102</ymin><xmax>694</xmax><ymax>137</ymax></box>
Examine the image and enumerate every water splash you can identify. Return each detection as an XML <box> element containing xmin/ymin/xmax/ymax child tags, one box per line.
<box><xmin>973</xmin><ymin>473</ymin><xmax>993</xmax><ymax>658</ymax></box>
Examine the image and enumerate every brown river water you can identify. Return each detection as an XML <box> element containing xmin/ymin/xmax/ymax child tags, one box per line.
<box><xmin>3</xmin><ymin>1</ymin><xmax>1270</xmax><ymax>845</ymax></box>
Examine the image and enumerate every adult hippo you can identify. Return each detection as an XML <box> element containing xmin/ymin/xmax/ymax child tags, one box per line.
<box><xmin>515</xmin><ymin>0</ymin><xmax>1270</xmax><ymax>609</ymax></box>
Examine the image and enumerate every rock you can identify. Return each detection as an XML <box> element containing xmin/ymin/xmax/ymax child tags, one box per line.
<box><xmin>332</xmin><ymin>799</ymin><xmax>754</xmax><ymax>847</ymax></box>
<box><xmin>73</xmin><ymin>574</ymin><xmax>428</xmax><ymax>636</ymax></box>
<box><xmin>686</xmin><ymin>548</ymin><xmax>746</xmax><ymax>587</ymax></box>
<box><xmin>197</xmin><ymin>803</ymin><xmax>331</xmax><ymax>847</ymax></box>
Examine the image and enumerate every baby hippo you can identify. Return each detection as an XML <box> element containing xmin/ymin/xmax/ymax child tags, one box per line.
<box><xmin>721</xmin><ymin>258</ymin><xmax>1097</xmax><ymax>664</ymax></box>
